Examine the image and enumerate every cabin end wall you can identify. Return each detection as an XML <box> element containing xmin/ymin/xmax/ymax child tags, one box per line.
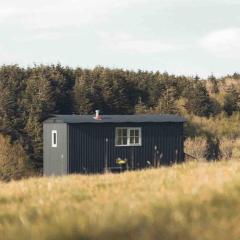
<box><xmin>43</xmin><ymin>123</ymin><xmax>68</xmax><ymax>176</ymax></box>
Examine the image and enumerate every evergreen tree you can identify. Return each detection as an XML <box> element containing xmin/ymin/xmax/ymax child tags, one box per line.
<box><xmin>135</xmin><ymin>98</ymin><xmax>149</xmax><ymax>114</ymax></box>
<box><xmin>73</xmin><ymin>67</ymin><xmax>137</xmax><ymax>115</ymax></box>
<box><xmin>204</xmin><ymin>135</ymin><xmax>221</xmax><ymax>161</ymax></box>
<box><xmin>0</xmin><ymin>65</ymin><xmax>26</xmax><ymax>140</ymax></box>
<box><xmin>223</xmin><ymin>86</ymin><xmax>240</xmax><ymax>116</ymax></box>
<box><xmin>232</xmin><ymin>72</ymin><xmax>240</xmax><ymax>80</ymax></box>
<box><xmin>208</xmin><ymin>74</ymin><xmax>219</xmax><ymax>94</ymax></box>
<box><xmin>99</xmin><ymin>68</ymin><xmax>134</xmax><ymax>114</ymax></box>
<box><xmin>210</xmin><ymin>98</ymin><xmax>222</xmax><ymax>116</ymax></box>
<box><xmin>24</xmin><ymin>67</ymin><xmax>56</xmax><ymax>167</ymax></box>
<box><xmin>53</xmin><ymin>65</ymin><xmax>75</xmax><ymax>114</ymax></box>
<box><xmin>186</xmin><ymin>81</ymin><xmax>213</xmax><ymax>117</ymax></box>
<box><xmin>154</xmin><ymin>87</ymin><xmax>178</xmax><ymax>114</ymax></box>
<box><xmin>74</xmin><ymin>69</ymin><xmax>94</xmax><ymax>114</ymax></box>
<box><xmin>194</xmin><ymin>75</ymin><xmax>200</xmax><ymax>82</ymax></box>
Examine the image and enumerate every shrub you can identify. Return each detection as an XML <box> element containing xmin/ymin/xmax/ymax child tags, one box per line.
<box><xmin>0</xmin><ymin>135</ymin><xmax>32</xmax><ymax>181</ymax></box>
<box><xmin>220</xmin><ymin>138</ymin><xmax>240</xmax><ymax>160</ymax></box>
<box><xmin>185</xmin><ymin>137</ymin><xmax>240</xmax><ymax>161</ymax></box>
<box><xmin>203</xmin><ymin>135</ymin><xmax>221</xmax><ymax>161</ymax></box>
<box><xmin>223</xmin><ymin>86</ymin><xmax>240</xmax><ymax>116</ymax></box>
<box><xmin>184</xmin><ymin>137</ymin><xmax>207</xmax><ymax>160</ymax></box>
<box><xmin>184</xmin><ymin>112</ymin><xmax>240</xmax><ymax>139</ymax></box>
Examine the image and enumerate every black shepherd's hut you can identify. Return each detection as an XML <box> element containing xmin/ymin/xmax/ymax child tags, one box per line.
<box><xmin>43</xmin><ymin>112</ymin><xmax>186</xmax><ymax>176</ymax></box>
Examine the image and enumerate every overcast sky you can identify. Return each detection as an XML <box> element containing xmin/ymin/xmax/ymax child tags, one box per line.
<box><xmin>0</xmin><ymin>0</ymin><xmax>240</xmax><ymax>77</ymax></box>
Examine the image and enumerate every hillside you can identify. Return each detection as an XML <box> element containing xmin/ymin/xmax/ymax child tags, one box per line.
<box><xmin>1</xmin><ymin>161</ymin><xmax>240</xmax><ymax>240</ymax></box>
<box><xmin>0</xmin><ymin>65</ymin><xmax>240</xmax><ymax>179</ymax></box>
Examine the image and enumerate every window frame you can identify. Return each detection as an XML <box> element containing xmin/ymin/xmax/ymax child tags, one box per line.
<box><xmin>115</xmin><ymin>127</ymin><xmax>142</xmax><ymax>147</ymax></box>
<box><xmin>52</xmin><ymin>130</ymin><xmax>57</xmax><ymax>148</ymax></box>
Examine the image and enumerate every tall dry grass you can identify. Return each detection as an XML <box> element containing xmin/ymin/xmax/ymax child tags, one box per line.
<box><xmin>0</xmin><ymin>161</ymin><xmax>240</xmax><ymax>240</ymax></box>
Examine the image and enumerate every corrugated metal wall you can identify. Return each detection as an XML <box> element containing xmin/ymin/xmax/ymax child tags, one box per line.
<box><xmin>68</xmin><ymin>122</ymin><xmax>184</xmax><ymax>174</ymax></box>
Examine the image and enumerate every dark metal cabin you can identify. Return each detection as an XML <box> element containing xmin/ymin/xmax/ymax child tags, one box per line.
<box><xmin>43</xmin><ymin>113</ymin><xmax>186</xmax><ymax>176</ymax></box>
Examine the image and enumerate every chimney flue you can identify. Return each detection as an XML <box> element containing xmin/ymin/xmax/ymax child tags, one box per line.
<box><xmin>94</xmin><ymin>110</ymin><xmax>101</xmax><ymax>120</ymax></box>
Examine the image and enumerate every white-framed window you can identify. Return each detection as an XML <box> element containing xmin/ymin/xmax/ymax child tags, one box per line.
<box><xmin>52</xmin><ymin>130</ymin><xmax>57</xmax><ymax>148</ymax></box>
<box><xmin>115</xmin><ymin>127</ymin><xmax>142</xmax><ymax>146</ymax></box>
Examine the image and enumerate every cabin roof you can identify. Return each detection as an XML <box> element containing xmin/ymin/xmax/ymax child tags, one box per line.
<box><xmin>44</xmin><ymin>114</ymin><xmax>186</xmax><ymax>124</ymax></box>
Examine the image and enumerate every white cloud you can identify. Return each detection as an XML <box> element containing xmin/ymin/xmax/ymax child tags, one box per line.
<box><xmin>200</xmin><ymin>28</ymin><xmax>240</xmax><ymax>58</ymax></box>
<box><xmin>20</xmin><ymin>31</ymin><xmax>83</xmax><ymax>42</ymax></box>
<box><xmin>100</xmin><ymin>33</ymin><xmax>183</xmax><ymax>54</ymax></box>
<box><xmin>0</xmin><ymin>0</ymin><xmax>239</xmax><ymax>29</ymax></box>
<box><xmin>0</xmin><ymin>0</ymin><xmax>149</xmax><ymax>29</ymax></box>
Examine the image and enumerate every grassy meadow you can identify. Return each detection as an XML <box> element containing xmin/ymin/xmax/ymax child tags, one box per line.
<box><xmin>1</xmin><ymin>161</ymin><xmax>240</xmax><ymax>240</ymax></box>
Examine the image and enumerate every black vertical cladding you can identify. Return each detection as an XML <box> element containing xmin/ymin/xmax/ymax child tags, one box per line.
<box><xmin>68</xmin><ymin>122</ymin><xmax>184</xmax><ymax>174</ymax></box>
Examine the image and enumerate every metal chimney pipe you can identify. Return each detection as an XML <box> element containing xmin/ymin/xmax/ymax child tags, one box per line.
<box><xmin>95</xmin><ymin>110</ymin><xmax>100</xmax><ymax>119</ymax></box>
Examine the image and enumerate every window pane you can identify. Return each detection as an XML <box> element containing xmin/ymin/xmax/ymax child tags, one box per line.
<box><xmin>135</xmin><ymin>130</ymin><xmax>139</xmax><ymax>137</ymax></box>
<box><xmin>135</xmin><ymin>136</ymin><xmax>139</xmax><ymax>144</ymax></box>
<box><xmin>122</xmin><ymin>129</ymin><xmax>127</xmax><ymax>137</ymax></box>
<box><xmin>117</xmin><ymin>129</ymin><xmax>122</xmax><ymax>136</ymax></box>
<box><xmin>52</xmin><ymin>130</ymin><xmax>57</xmax><ymax>147</ymax></box>
<box><xmin>130</xmin><ymin>129</ymin><xmax>135</xmax><ymax>137</ymax></box>
<box><xmin>53</xmin><ymin>133</ymin><xmax>56</xmax><ymax>144</ymax></box>
<box><xmin>122</xmin><ymin>137</ymin><xmax>127</xmax><ymax>145</ymax></box>
<box><xmin>117</xmin><ymin>137</ymin><xmax>122</xmax><ymax>145</ymax></box>
<box><xmin>130</xmin><ymin>137</ymin><xmax>135</xmax><ymax>144</ymax></box>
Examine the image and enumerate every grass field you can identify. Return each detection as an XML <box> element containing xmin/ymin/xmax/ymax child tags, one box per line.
<box><xmin>1</xmin><ymin>161</ymin><xmax>240</xmax><ymax>240</ymax></box>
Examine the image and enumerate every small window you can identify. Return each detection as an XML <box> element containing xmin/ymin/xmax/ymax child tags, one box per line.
<box><xmin>115</xmin><ymin>128</ymin><xmax>141</xmax><ymax>146</ymax></box>
<box><xmin>52</xmin><ymin>130</ymin><xmax>57</xmax><ymax>147</ymax></box>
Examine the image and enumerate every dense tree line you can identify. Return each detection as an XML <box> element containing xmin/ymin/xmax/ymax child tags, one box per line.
<box><xmin>0</xmin><ymin>64</ymin><xmax>239</xmax><ymax>168</ymax></box>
